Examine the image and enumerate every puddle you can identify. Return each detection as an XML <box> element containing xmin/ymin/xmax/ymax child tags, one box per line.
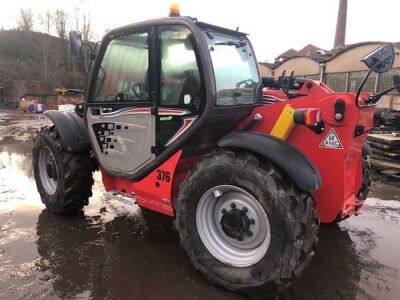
<box><xmin>0</xmin><ymin>110</ymin><xmax>399</xmax><ymax>299</ymax></box>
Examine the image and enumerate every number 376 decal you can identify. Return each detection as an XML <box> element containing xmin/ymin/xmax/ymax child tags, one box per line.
<box><xmin>156</xmin><ymin>170</ymin><xmax>171</xmax><ymax>182</ymax></box>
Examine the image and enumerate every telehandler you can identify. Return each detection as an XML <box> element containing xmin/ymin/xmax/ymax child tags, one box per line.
<box><xmin>33</xmin><ymin>10</ymin><xmax>399</xmax><ymax>296</ymax></box>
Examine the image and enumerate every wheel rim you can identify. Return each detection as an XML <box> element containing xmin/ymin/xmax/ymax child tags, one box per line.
<box><xmin>38</xmin><ymin>146</ymin><xmax>58</xmax><ymax>195</ymax></box>
<box><xmin>196</xmin><ymin>185</ymin><xmax>271</xmax><ymax>267</ymax></box>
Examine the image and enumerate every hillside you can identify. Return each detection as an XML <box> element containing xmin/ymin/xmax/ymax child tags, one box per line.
<box><xmin>0</xmin><ymin>30</ymin><xmax>86</xmax><ymax>90</ymax></box>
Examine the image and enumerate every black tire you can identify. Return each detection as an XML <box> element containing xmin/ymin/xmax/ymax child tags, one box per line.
<box><xmin>174</xmin><ymin>150</ymin><xmax>319</xmax><ymax>297</ymax></box>
<box><xmin>358</xmin><ymin>155</ymin><xmax>371</xmax><ymax>201</ymax></box>
<box><xmin>32</xmin><ymin>126</ymin><xmax>94</xmax><ymax>214</ymax></box>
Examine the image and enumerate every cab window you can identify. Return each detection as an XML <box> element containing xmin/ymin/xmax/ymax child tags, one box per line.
<box><xmin>205</xmin><ymin>32</ymin><xmax>259</xmax><ymax>106</ymax></box>
<box><xmin>93</xmin><ymin>32</ymin><xmax>149</xmax><ymax>102</ymax></box>
<box><xmin>159</xmin><ymin>26</ymin><xmax>201</xmax><ymax>107</ymax></box>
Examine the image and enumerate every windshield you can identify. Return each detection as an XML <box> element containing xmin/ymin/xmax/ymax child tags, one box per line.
<box><xmin>204</xmin><ymin>31</ymin><xmax>259</xmax><ymax>106</ymax></box>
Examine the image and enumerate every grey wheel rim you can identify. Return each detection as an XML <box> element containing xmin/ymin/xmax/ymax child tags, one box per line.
<box><xmin>196</xmin><ymin>185</ymin><xmax>271</xmax><ymax>267</ymax></box>
<box><xmin>38</xmin><ymin>146</ymin><xmax>57</xmax><ymax>195</ymax></box>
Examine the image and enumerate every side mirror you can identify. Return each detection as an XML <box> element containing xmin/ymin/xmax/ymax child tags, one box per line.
<box><xmin>69</xmin><ymin>31</ymin><xmax>82</xmax><ymax>56</ymax></box>
<box><xmin>361</xmin><ymin>43</ymin><xmax>395</xmax><ymax>73</ymax></box>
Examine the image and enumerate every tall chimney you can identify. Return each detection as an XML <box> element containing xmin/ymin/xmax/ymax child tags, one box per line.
<box><xmin>334</xmin><ymin>0</ymin><xmax>347</xmax><ymax>48</ymax></box>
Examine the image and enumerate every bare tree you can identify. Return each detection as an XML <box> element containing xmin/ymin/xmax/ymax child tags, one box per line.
<box><xmin>38</xmin><ymin>10</ymin><xmax>52</xmax><ymax>34</ymax></box>
<box><xmin>38</xmin><ymin>11</ymin><xmax>52</xmax><ymax>81</ymax></box>
<box><xmin>81</xmin><ymin>14</ymin><xmax>93</xmax><ymax>72</ymax></box>
<box><xmin>16</xmin><ymin>9</ymin><xmax>34</xmax><ymax>62</ymax></box>
<box><xmin>81</xmin><ymin>14</ymin><xmax>93</xmax><ymax>42</ymax></box>
<box><xmin>53</xmin><ymin>10</ymin><xmax>68</xmax><ymax>39</ymax></box>
<box><xmin>74</xmin><ymin>7</ymin><xmax>80</xmax><ymax>31</ymax></box>
<box><xmin>17</xmin><ymin>8</ymin><xmax>34</xmax><ymax>31</ymax></box>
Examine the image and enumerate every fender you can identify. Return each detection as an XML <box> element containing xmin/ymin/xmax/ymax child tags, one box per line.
<box><xmin>44</xmin><ymin>110</ymin><xmax>90</xmax><ymax>152</ymax></box>
<box><xmin>218</xmin><ymin>131</ymin><xmax>322</xmax><ymax>192</ymax></box>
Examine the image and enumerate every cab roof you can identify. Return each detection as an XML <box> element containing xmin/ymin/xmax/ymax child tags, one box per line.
<box><xmin>107</xmin><ymin>17</ymin><xmax>248</xmax><ymax>39</ymax></box>
<box><xmin>195</xmin><ymin>20</ymin><xmax>248</xmax><ymax>37</ymax></box>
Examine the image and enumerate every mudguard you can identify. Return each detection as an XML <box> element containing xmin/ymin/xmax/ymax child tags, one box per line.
<box><xmin>44</xmin><ymin>110</ymin><xmax>90</xmax><ymax>152</ymax></box>
<box><xmin>218</xmin><ymin>131</ymin><xmax>322</xmax><ymax>192</ymax></box>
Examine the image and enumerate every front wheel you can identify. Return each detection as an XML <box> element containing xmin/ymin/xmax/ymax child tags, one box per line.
<box><xmin>174</xmin><ymin>150</ymin><xmax>319</xmax><ymax>297</ymax></box>
<box><xmin>32</xmin><ymin>126</ymin><xmax>94</xmax><ymax>214</ymax></box>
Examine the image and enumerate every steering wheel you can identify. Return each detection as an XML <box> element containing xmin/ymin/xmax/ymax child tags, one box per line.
<box><xmin>131</xmin><ymin>83</ymin><xmax>148</xmax><ymax>99</ymax></box>
<box><xmin>236</xmin><ymin>79</ymin><xmax>255</xmax><ymax>88</ymax></box>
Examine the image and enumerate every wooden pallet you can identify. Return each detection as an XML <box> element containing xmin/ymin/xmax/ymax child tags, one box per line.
<box><xmin>371</xmin><ymin>154</ymin><xmax>400</xmax><ymax>164</ymax></box>
<box><xmin>370</xmin><ymin>159</ymin><xmax>400</xmax><ymax>171</ymax></box>
<box><xmin>370</xmin><ymin>147</ymin><xmax>400</xmax><ymax>158</ymax></box>
<box><xmin>367</xmin><ymin>133</ymin><xmax>400</xmax><ymax>146</ymax></box>
<box><xmin>380</xmin><ymin>170</ymin><xmax>400</xmax><ymax>180</ymax></box>
<box><xmin>367</xmin><ymin>140</ymin><xmax>400</xmax><ymax>152</ymax></box>
<box><xmin>369</xmin><ymin>127</ymin><xmax>397</xmax><ymax>134</ymax></box>
<box><xmin>367</xmin><ymin>133</ymin><xmax>400</xmax><ymax>179</ymax></box>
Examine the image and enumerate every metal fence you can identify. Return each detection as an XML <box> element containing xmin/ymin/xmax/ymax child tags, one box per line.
<box><xmin>379</xmin><ymin>68</ymin><xmax>400</xmax><ymax>93</ymax></box>
<box><xmin>296</xmin><ymin>74</ymin><xmax>320</xmax><ymax>80</ymax></box>
<box><xmin>348</xmin><ymin>71</ymin><xmax>377</xmax><ymax>92</ymax></box>
<box><xmin>301</xmin><ymin>68</ymin><xmax>400</xmax><ymax>94</ymax></box>
<box><xmin>324</xmin><ymin>72</ymin><xmax>348</xmax><ymax>92</ymax></box>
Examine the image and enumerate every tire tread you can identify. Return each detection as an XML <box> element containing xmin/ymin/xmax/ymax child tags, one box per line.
<box><xmin>33</xmin><ymin>126</ymin><xmax>94</xmax><ymax>214</ymax></box>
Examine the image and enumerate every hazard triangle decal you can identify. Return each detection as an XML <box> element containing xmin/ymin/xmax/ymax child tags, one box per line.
<box><xmin>319</xmin><ymin>128</ymin><xmax>343</xmax><ymax>149</ymax></box>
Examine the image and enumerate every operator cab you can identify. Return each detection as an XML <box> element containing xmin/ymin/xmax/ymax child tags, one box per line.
<box><xmin>79</xmin><ymin>17</ymin><xmax>261</xmax><ymax>179</ymax></box>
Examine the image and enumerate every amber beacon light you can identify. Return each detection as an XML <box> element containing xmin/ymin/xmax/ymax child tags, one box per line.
<box><xmin>169</xmin><ymin>3</ymin><xmax>181</xmax><ymax>17</ymax></box>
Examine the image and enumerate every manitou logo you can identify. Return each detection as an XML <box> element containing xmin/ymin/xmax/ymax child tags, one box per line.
<box><xmin>320</xmin><ymin>128</ymin><xmax>343</xmax><ymax>149</ymax></box>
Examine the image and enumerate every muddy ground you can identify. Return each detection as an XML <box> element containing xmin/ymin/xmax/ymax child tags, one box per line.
<box><xmin>0</xmin><ymin>110</ymin><xmax>399</xmax><ymax>300</ymax></box>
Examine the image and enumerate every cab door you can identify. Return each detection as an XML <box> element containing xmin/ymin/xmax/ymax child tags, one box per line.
<box><xmin>156</xmin><ymin>25</ymin><xmax>203</xmax><ymax>150</ymax></box>
<box><xmin>86</xmin><ymin>30</ymin><xmax>156</xmax><ymax>176</ymax></box>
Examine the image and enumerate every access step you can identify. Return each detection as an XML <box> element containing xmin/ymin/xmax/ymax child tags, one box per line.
<box><xmin>104</xmin><ymin>190</ymin><xmax>136</xmax><ymax>206</ymax></box>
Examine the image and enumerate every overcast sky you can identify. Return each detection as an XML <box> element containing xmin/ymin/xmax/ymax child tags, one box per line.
<box><xmin>0</xmin><ymin>0</ymin><xmax>398</xmax><ymax>62</ymax></box>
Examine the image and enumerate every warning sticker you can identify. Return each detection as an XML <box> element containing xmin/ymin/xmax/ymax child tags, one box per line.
<box><xmin>319</xmin><ymin>128</ymin><xmax>343</xmax><ymax>149</ymax></box>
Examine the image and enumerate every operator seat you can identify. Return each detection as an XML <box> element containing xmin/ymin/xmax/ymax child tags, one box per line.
<box><xmin>166</xmin><ymin>69</ymin><xmax>201</xmax><ymax>106</ymax></box>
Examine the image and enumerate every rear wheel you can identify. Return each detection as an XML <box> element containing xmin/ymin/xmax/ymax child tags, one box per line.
<box><xmin>175</xmin><ymin>150</ymin><xmax>319</xmax><ymax>297</ymax></box>
<box><xmin>33</xmin><ymin>126</ymin><xmax>94</xmax><ymax>214</ymax></box>
<box><xmin>358</xmin><ymin>155</ymin><xmax>371</xmax><ymax>201</ymax></box>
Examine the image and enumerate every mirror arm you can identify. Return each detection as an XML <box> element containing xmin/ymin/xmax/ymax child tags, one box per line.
<box><xmin>82</xmin><ymin>41</ymin><xmax>96</xmax><ymax>60</ymax></box>
<box><xmin>355</xmin><ymin>58</ymin><xmax>382</xmax><ymax>107</ymax></box>
<box><xmin>366</xmin><ymin>83</ymin><xmax>400</xmax><ymax>104</ymax></box>
<box><xmin>82</xmin><ymin>41</ymin><xmax>94</xmax><ymax>52</ymax></box>
<box><xmin>355</xmin><ymin>68</ymin><xmax>374</xmax><ymax>107</ymax></box>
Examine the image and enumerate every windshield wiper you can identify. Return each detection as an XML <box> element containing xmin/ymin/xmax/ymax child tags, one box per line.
<box><xmin>214</xmin><ymin>41</ymin><xmax>246</xmax><ymax>48</ymax></box>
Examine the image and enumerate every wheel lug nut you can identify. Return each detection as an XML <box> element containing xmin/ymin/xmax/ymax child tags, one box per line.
<box><xmin>247</xmin><ymin>231</ymin><xmax>253</xmax><ymax>237</ymax></box>
<box><xmin>231</xmin><ymin>203</ymin><xmax>236</xmax><ymax>209</ymax></box>
<box><xmin>250</xmin><ymin>218</ymin><xmax>255</xmax><ymax>225</ymax></box>
<box><xmin>242</xmin><ymin>207</ymin><xmax>248</xmax><ymax>213</ymax></box>
<box><xmin>221</xmin><ymin>208</ymin><xmax>227</xmax><ymax>214</ymax></box>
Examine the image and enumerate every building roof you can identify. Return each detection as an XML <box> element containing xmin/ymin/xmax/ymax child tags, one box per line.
<box><xmin>266</xmin><ymin>41</ymin><xmax>400</xmax><ymax>70</ymax></box>
<box><xmin>277</xmin><ymin>48</ymin><xmax>299</xmax><ymax>59</ymax></box>
<box><xmin>277</xmin><ymin>44</ymin><xmax>324</xmax><ymax>60</ymax></box>
<box><xmin>258</xmin><ymin>62</ymin><xmax>276</xmax><ymax>69</ymax></box>
<box><xmin>298</xmin><ymin>44</ymin><xmax>321</xmax><ymax>55</ymax></box>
